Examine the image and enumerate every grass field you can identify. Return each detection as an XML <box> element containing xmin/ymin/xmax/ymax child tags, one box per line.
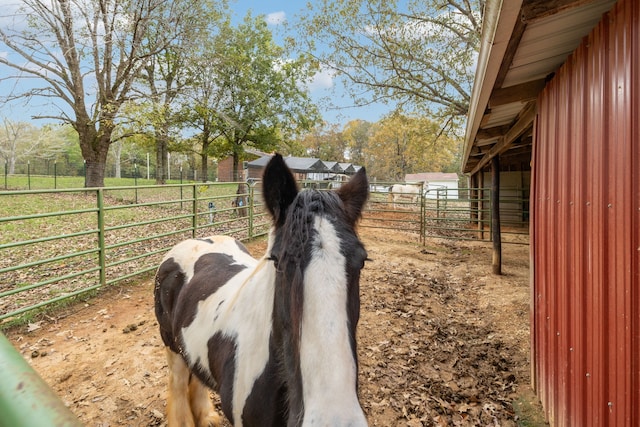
<box><xmin>1</xmin><ymin>173</ymin><xmax>194</xmax><ymax>191</ymax></box>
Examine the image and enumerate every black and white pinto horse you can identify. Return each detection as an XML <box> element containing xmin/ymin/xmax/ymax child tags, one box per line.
<box><xmin>154</xmin><ymin>154</ymin><xmax>370</xmax><ymax>427</ymax></box>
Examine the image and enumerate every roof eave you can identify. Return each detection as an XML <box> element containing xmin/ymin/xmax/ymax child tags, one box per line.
<box><xmin>462</xmin><ymin>0</ymin><xmax>523</xmax><ymax>174</ymax></box>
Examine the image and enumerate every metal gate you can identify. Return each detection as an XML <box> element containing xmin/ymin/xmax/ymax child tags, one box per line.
<box><xmin>360</xmin><ymin>184</ymin><xmax>529</xmax><ymax>245</ymax></box>
<box><xmin>423</xmin><ymin>187</ymin><xmax>529</xmax><ymax>244</ymax></box>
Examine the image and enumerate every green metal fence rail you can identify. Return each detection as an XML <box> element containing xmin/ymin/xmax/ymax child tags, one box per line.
<box><xmin>361</xmin><ymin>182</ymin><xmax>426</xmax><ymax>242</ymax></box>
<box><xmin>1</xmin><ymin>181</ymin><xmax>529</xmax><ymax>323</ymax></box>
<box><xmin>0</xmin><ymin>181</ymin><xmax>268</xmax><ymax>322</ymax></box>
<box><xmin>0</xmin><ymin>332</ymin><xmax>83</xmax><ymax>427</ymax></box>
<box><xmin>422</xmin><ymin>187</ymin><xmax>529</xmax><ymax>244</ymax></box>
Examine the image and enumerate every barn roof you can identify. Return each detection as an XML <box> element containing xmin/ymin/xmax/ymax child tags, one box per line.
<box><xmin>339</xmin><ymin>163</ymin><xmax>356</xmax><ymax>174</ymax></box>
<box><xmin>247</xmin><ymin>155</ymin><xmax>328</xmax><ymax>173</ymax></box>
<box><xmin>323</xmin><ymin>161</ymin><xmax>342</xmax><ymax>172</ymax></box>
<box><xmin>462</xmin><ymin>0</ymin><xmax>618</xmax><ymax>175</ymax></box>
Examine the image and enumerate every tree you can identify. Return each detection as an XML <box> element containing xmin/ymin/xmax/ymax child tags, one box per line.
<box><xmin>301</xmin><ymin>122</ymin><xmax>347</xmax><ymax>162</ymax></box>
<box><xmin>342</xmin><ymin>119</ymin><xmax>372</xmax><ymax>165</ymax></box>
<box><xmin>367</xmin><ymin>111</ymin><xmax>458</xmax><ymax>180</ymax></box>
<box><xmin>0</xmin><ymin>0</ymin><xmax>198</xmax><ymax>187</ymax></box>
<box><xmin>137</xmin><ymin>0</ymin><xmax>227</xmax><ymax>184</ymax></box>
<box><xmin>0</xmin><ymin>119</ymin><xmax>40</xmax><ymax>173</ymax></box>
<box><xmin>296</xmin><ymin>0</ymin><xmax>483</xmax><ymax>134</ymax></box>
<box><xmin>180</xmin><ymin>13</ymin><xmax>321</xmax><ymax>181</ymax></box>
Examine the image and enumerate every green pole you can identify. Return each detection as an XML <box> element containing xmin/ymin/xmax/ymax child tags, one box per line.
<box><xmin>192</xmin><ymin>184</ymin><xmax>197</xmax><ymax>238</ymax></box>
<box><xmin>97</xmin><ymin>188</ymin><xmax>106</xmax><ymax>287</ymax></box>
<box><xmin>248</xmin><ymin>182</ymin><xmax>254</xmax><ymax>239</ymax></box>
<box><xmin>0</xmin><ymin>333</ymin><xmax>83</xmax><ymax>427</ymax></box>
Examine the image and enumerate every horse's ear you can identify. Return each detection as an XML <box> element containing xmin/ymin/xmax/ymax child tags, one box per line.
<box><xmin>336</xmin><ymin>167</ymin><xmax>369</xmax><ymax>225</ymax></box>
<box><xmin>262</xmin><ymin>154</ymin><xmax>299</xmax><ymax>227</ymax></box>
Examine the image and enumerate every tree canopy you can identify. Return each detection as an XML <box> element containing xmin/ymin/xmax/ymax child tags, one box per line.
<box><xmin>0</xmin><ymin>0</ymin><xmax>203</xmax><ymax>186</ymax></box>
<box><xmin>178</xmin><ymin>13</ymin><xmax>320</xmax><ymax>181</ymax></box>
<box><xmin>295</xmin><ymin>0</ymin><xmax>483</xmax><ymax>134</ymax></box>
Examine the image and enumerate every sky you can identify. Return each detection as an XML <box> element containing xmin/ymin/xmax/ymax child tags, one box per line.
<box><xmin>0</xmin><ymin>0</ymin><xmax>395</xmax><ymax>128</ymax></box>
<box><xmin>231</xmin><ymin>0</ymin><xmax>394</xmax><ymax>125</ymax></box>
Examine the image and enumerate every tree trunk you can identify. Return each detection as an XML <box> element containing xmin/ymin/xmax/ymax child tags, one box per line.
<box><xmin>77</xmin><ymin>123</ymin><xmax>111</xmax><ymax>188</ymax></box>
<box><xmin>200</xmin><ymin>152</ymin><xmax>209</xmax><ymax>182</ymax></box>
<box><xmin>112</xmin><ymin>141</ymin><xmax>123</xmax><ymax>178</ymax></box>
<box><xmin>85</xmin><ymin>153</ymin><xmax>109</xmax><ymax>187</ymax></box>
<box><xmin>155</xmin><ymin>132</ymin><xmax>168</xmax><ymax>184</ymax></box>
<box><xmin>232</xmin><ymin>152</ymin><xmax>241</xmax><ymax>181</ymax></box>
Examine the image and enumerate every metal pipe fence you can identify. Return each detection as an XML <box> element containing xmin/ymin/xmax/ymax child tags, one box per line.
<box><xmin>1</xmin><ymin>182</ymin><xmax>529</xmax><ymax>323</ymax></box>
<box><xmin>0</xmin><ymin>181</ymin><xmax>268</xmax><ymax>323</ymax></box>
<box><xmin>0</xmin><ymin>332</ymin><xmax>83</xmax><ymax>427</ymax></box>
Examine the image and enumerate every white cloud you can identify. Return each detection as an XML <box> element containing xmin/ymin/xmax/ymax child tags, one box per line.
<box><xmin>265</xmin><ymin>11</ymin><xmax>286</xmax><ymax>26</ymax></box>
<box><xmin>308</xmin><ymin>65</ymin><xmax>335</xmax><ymax>91</ymax></box>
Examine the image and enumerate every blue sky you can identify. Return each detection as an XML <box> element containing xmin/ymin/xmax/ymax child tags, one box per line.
<box><xmin>231</xmin><ymin>0</ymin><xmax>394</xmax><ymax>125</ymax></box>
<box><xmin>0</xmin><ymin>0</ymin><xmax>394</xmax><ymax>127</ymax></box>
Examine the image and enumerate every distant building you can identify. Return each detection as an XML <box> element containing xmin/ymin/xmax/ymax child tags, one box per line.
<box><xmin>217</xmin><ymin>149</ymin><xmax>269</xmax><ymax>182</ymax></box>
<box><xmin>405</xmin><ymin>172</ymin><xmax>459</xmax><ymax>199</ymax></box>
<box><xmin>247</xmin><ymin>155</ymin><xmax>360</xmax><ymax>182</ymax></box>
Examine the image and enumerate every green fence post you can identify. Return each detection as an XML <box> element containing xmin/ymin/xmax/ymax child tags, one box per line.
<box><xmin>248</xmin><ymin>182</ymin><xmax>254</xmax><ymax>239</ymax></box>
<box><xmin>192</xmin><ymin>184</ymin><xmax>197</xmax><ymax>238</ymax></box>
<box><xmin>97</xmin><ymin>188</ymin><xmax>107</xmax><ymax>287</ymax></box>
<box><xmin>420</xmin><ymin>182</ymin><xmax>425</xmax><ymax>244</ymax></box>
<box><xmin>0</xmin><ymin>333</ymin><xmax>83</xmax><ymax>427</ymax></box>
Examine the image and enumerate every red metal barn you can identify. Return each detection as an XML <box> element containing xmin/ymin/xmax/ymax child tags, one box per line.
<box><xmin>463</xmin><ymin>0</ymin><xmax>639</xmax><ymax>425</ymax></box>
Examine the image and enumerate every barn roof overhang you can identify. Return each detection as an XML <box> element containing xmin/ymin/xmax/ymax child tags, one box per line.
<box><xmin>462</xmin><ymin>0</ymin><xmax>619</xmax><ymax>175</ymax></box>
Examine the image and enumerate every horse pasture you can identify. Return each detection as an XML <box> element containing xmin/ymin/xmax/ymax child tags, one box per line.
<box><xmin>5</xmin><ymin>226</ymin><xmax>544</xmax><ymax>426</ymax></box>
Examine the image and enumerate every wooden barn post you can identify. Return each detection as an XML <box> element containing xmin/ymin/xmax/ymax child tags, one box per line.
<box><xmin>491</xmin><ymin>155</ymin><xmax>502</xmax><ymax>274</ymax></box>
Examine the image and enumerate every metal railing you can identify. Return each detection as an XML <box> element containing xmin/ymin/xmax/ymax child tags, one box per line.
<box><xmin>422</xmin><ymin>187</ymin><xmax>529</xmax><ymax>243</ymax></box>
<box><xmin>1</xmin><ymin>182</ymin><xmax>530</xmax><ymax>323</ymax></box>
<box><xmin>0</xmin><ymin>181</ymin><xmax>269</xmax><ymax>322</ymax></box>
<box><xmin>0</xmin><ymin>332</ymin><xmax>83</xmax><ymax>427</ymax></box>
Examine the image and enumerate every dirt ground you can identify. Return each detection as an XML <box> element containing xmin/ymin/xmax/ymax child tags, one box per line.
<box><xmin>5</xmin><ymin>227</ymin><xmax>546</xmax><ymax>427</ymax></box>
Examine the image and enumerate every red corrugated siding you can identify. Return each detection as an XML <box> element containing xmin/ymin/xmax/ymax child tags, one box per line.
<box><xmin>531</xmin><ymin>0</ymin><xmax>640</xmax><ymax>425</ymax></box>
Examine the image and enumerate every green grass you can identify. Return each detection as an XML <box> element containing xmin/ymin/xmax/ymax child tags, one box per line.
<box><xmin>513</xmin><ymin>393</ymin><xmax>549</xmax><ymax>427</ymax></box>
<box><xmin>0</xmin><ymin>173</ymin><xmax>207</xmax><ymax>191</ymax></box>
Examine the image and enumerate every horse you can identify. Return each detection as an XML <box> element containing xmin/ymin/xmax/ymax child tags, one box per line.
<box><xmin>389</xmin><ymin>183</ymin><xmax>422</xmax><ymax>209</ymax></box>
<box><xmin>154</xmin><ymin>153</ymin><xmax>370</xmax><ymax>427</ymax></box>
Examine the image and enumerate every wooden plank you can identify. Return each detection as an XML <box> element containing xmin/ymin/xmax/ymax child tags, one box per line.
<box><xmin>493</xmin><ymin>16</ymin><xmax>527</xmax><ymax>89</ymax></box>
<box><xmin>521</xmin><ymin>0</ymin><xmax>596</xmax><ymax>22</ymax></box>
<box><xmin>488</xmin><ymin>79</ymin><xmax>547</xmax><ymax>107</ymax></box>
<box><xmin>476</xmin><ymin>124</ymin><xmax>511</xmax><ymax>141</ymax></box>
<box><xmin>468</xmin><ymin>101</ymin><xmax>537</xmax><ymax>176</ymax></box>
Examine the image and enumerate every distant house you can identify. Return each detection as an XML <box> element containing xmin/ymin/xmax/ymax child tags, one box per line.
<box><xmin>405</xmin><ymin>172</ymin><xmax>459</xmax><ymax>199</ymax></box>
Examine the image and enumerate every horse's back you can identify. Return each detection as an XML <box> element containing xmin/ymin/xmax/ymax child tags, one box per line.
<box><xmin>154</xmin><ymin>235</ymin><xmax>256</xmax><ymax>352</ymax></box>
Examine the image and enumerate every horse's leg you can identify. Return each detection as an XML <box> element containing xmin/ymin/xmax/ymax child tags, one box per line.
<box><xmin>188</xmin><ymin>375</ymin><xmax>221</xmax><ymax>427</ymax></box>
<box><xmin>166</xmin><ymin>347</ymin><xmax>196</xmax><ymax>427</ymax></box>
